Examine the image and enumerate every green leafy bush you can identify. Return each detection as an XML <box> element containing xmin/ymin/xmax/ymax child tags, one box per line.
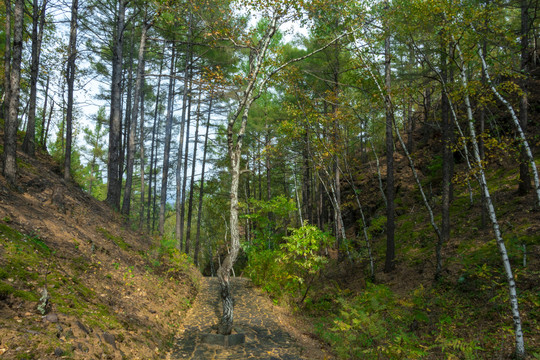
<box><xmin>244</xmin><ymin>249</ymin><xmax>288</xmax><ymax>297</ymax></box>
<box><xmin>245</xmin><ymin>223</ymin><xmax>332</xmax><ymax>305</ymax></box>
<box><xmin>317</xmin><ymin>283</ymin><xmax>427</xmax><ymax>359</ymax></box>
<box><xmin>279</xmin><ymin>224</ymin><xmax>333</xmax><ymax>304</ymax></box>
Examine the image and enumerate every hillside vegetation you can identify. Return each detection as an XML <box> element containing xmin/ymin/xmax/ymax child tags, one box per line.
<box><xmin>243</xmin><ymin>119</ymin><xmax>540</xmax><ymax>359</ymax></box>
<box><xmin>0</xmin><ymin>148</ymin><xmax>200</xmax><ymax>359</ymax></box>
<box><xmin>2</xmin><ymin>0</ymin><xmax>540</xmax><ymax>358</ymax></box>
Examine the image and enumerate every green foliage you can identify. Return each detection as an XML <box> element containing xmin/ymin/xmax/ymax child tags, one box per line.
<box><xmin>279</xmin><ymin>224</ymin><xmax>332</xmax><ymax>299</ymax></box>
<box><xmin>244</xmin><ymin>249</ymin><xmax>287</xmax><ymax>297</ymax></box>
<box><xmin>245</xmin><ymin>224</ymin><xmax>332</xmax><ymax>305</ymax></box>
<box><xmin>365</xmin><ymin>215</ymin><xmax>387</xmax><ymax>236</ymax></box>
<box><xmin>242</xmin><ymin>195</ymin><xmax>297</xmax><ymax>249</ymax></box>
<box><xmin>317</xmin><ymin>283</ymin><xmax>427</xmax><ymax>359</ymax></box>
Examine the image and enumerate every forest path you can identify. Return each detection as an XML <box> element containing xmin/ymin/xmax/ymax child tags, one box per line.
<box><xmin>169</xmin><ymin>277</ymin><xmax>312</xmax><ymax>360</ymax></box>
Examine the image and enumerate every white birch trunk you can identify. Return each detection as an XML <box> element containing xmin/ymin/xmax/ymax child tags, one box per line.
<box><xmin>457</xmin><ymin>43</ymin><xmax>525</xmax><ymax>359</ymax></box>
<box><xmin>478</xmin><ymin>45</ymin><xmax>540</xmax><ymax>209</ymax></box>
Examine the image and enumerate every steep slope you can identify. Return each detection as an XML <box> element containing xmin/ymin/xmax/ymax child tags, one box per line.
<box><xmin>0</xmin><ymin>148</ymin><xmax>200</xmax><ymax>359</ymax></box>
<box><xmin>309</xmin><ymin>125</ymin><xmax>540</xmax><ymax>358</ymax></box>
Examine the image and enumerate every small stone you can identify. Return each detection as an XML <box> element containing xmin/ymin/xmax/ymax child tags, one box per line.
<box><xmin>43</xmin><ymin>313</ymin><xmax>58</xmax><ymax>323</ymax></box>
<box><xmin>102</xmin><ymin>332</ymin><xmax>116</xmax><ymax>349</ymax></box>
<box><xmin>54</xmin><ymin>347</ymin><xmax>64</xmax><ymax>357</ymax></box>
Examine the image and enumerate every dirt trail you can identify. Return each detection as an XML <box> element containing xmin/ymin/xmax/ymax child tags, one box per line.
<box><xmin>169</xmin><ymin>277</ymin><xmax>327</xmax><ymax>360</ymax></box>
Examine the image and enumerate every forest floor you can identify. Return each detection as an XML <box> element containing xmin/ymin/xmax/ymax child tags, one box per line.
<box><xmin>168</xmin><ymin>277</ymin><xmax>333</xmax><ymax>360</ymax></box>
<box><xmin>0</xmin><ymin>147</ymin><xmax>200</xmax><ymax>359</ymax></box>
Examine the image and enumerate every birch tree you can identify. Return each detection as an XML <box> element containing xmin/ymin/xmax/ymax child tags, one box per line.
<box><xmin>456</xmin><ymin>41</ymin><xmax>526</xmax><ymax>359</ymax></box>
<box><xmin>477</xmin><ymin>45</ymin><xmax>540</xmax><ymax>209</ymax></box>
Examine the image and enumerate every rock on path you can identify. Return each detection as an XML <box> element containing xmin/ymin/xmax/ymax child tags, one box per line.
<box><xmin>170</xmin><ymin>277</ymin><xmax>309</xmax><ymax>360</ymax></box>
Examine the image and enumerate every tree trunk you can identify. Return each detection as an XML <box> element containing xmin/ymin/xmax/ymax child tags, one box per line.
<box><xmin>22</xmin><ymin>0</ymin><xmax>47</xmax><ymax>157</ymax></box>
<box><xmin>180</xmin><ymin>76</ymin><xmax>193</xmax><ymax>253</ymax></box>
<box><xmin>158</xmin><ymin>45</ymin><xmax>176</xmax><ymax>235</ymax></box>
<box><xmin>480</xmin><ymin>39</ymin><xmax>488</xmax><ymax>228</ymax></box>
<box><xmin>176</xmin><ymin>31</ymin><xmax>192</xmax><ymax>249</ymax></box>
<box><xmin>437</xmin><ymin>42</ymin><xmax>453</xmax><ymax>281</ymax></box>
<box><xmin>302</xmin><ymin>129</ymin><xmax>312</xmax><ymax>223</ymax></box>
<box><xmin>147</xmin><ymin>57</ymin><xmax>163</xmax><ymax>231</ymax></box>
<box><xmin>195</xmin><ymin>93</ymin><xmax>213</xmax><ymax>267</ymax></box>
<box><xmin>458</xmin><ymin>43</ymin><xmax>526</xmax><ymax>359</ymax></box>
<box><xmin>121</xmin><ymin>42</ymin><xmax>134</xmax><ymax>186</ymax></box>
<box><xmin>478</xmin><ymin>45</ymin><xmax>540</xmax><ymax>209</ymax></box>
<box><xmin>383</xmin><ymin>23</ymin><xmax>395</xmax><ymax>273</ymax></box>
<box><xmin>122</xmin><ymin>21</ymin><xmax>149</xmax><ymax>217</ymax></box>
<box><xmin>3</xmin><ymin>0</ymin><xmax>11</xmax><ymax>122</ymax></box>
<box><xmin>64</xmin><ymin>0</ymin><xmax>77</xmax><ymax>181</ymax></box>
<box><xmin>106</xmin><ymin>0</ymin><xmax>126</xmax><ymax>210</ymax></box>
<box><xmin>39</xmin><ymin>75</ymin><xmax>50</xmax><ymax>149</ymax></box>
<box><xmin>43</xmin><ymin>99</ymin><xmax>54</xmax><ymax>150</ymax></box>
<box><xmin>518</xmin><ymin>0</ymin><xmax>531</xmax><ymax>195</ymax></box>
<box><xmin>186</xmin><ymin>91</ymin><xmax>201</xmax><ymax>257</ymax></box>
<box><xmin>218</xmin><ymin>13</ymin><xmax>279</xmax><ymax>335</ymax></box>
<box><xmin>138</xmin><ymin>64</ymin><xmax>146</xmax><ymax>229</ymax></box>
<box><xmin>3</xmin><ymin>0</ymin><xmax>23</xmax><ymax>185</ymax></box>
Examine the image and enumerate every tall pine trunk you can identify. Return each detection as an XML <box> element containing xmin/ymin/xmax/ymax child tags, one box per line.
<box><xmin>185</xmin><ymin>91</ymin><xmax>201</xmax><ymax>256</ymax></box>
<box><xmin>39</xmin><ymin>75</ymin><xmax>50</xmax><ymax>148</ymax></box>
<box><xmin>106</xmin><ymin>0</ymin><xmax>126</xmax><ymax>210</ymax></box>
<box><xmin>158</xmin><ymin>45</ymin><xmax>176</xmax><ymax>235</ymax></box>
<box><xmin>22</xmin><ymin>0</ymin><xmax>47</xmax><ymax>156</ymax></box>
<box><xmin>3</xmin><ymin>0</ymin><xmax>11</xmax><ymax>121</ymax></box>
<box><xmin>194</xmin><ymin>93</ymin><xmax>213</xmax><ymax>267</ymax></box>
<box><xmin>147</xmin><ymin>57</ymin><xmax>163</xmax><ymax>231</ymax></box>
<box><xmin>383</xmin><ymin>16</ymin><xmax>395</xmax><ymax>272</ymax></box>
<box><xmin>180</xmin><ymin>75</ymin><xmax>193</xmax><ymax>253</ymax></box>
<box><xmin>437</xmin><ymin>41</ymin><xmax>453</xmax><ymax>281</ymax></box>
<box><xmin>518</xmin><ymin>0</ymin><xmax>531</xmax><ymax>195</ymax></box>
<box><xmin>3</xmin><ymin>0</ymin><xmax>23</xmax><ymax>185</ymax></box>
<box><xmin>138</xmin><ymin>58</ymin><xmax>147</xmax><ymax>229</ymax></box>
<box><xmin>64</xmin><ymin>0</ymin><xmax>77</xmax><ymax>181</ymax></box>
<box><xmin>122</xmin><ymin>21</ymin><xmax>149</xmax><ymax>217</ymax></box>
<box><xmin>175</xmin><ymin>30</ymin><xmax>192</xmax><ymax>249</ymax></box>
